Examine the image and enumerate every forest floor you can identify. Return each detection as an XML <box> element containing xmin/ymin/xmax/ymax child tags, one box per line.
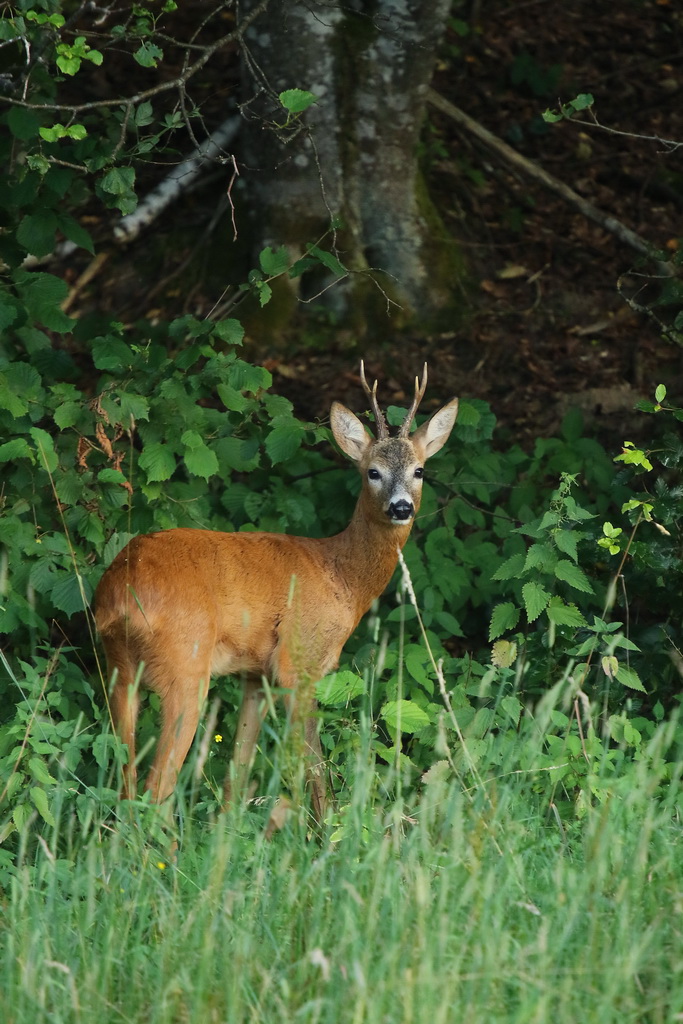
<box><xmin>67</xmin><ymin>0</ymin><xmax>683</xmax><ymax>453</ymax></box>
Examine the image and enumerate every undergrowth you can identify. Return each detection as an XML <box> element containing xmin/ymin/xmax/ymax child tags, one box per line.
<box><xmin>2</xmin><ymin>718</ymin><xmax>682</xmax><ymax>1023</ymax></box>
<box><xmin>0</xmin><ymin>8</ymin><xmax>682</xmax><ymax>1019</ymax></box>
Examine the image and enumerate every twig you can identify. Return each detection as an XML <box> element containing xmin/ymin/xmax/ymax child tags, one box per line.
<box><xmin>427</xmin><ymin>88</ymin><xmax>674</xmax><ymax>274</ymax></box>
<box><xmin>114</xmin><ymin>117</ymin><xmax>240</xmax><ymax>244</ymax></box>
<box><xmin>1</xmin><ymin>0</ymin><xmax>271</xmax><ymax>115</ymax></box>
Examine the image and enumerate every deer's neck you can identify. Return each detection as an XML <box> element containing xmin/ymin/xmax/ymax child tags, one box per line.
<box><xmin>325</xmin><ymin>495</ymin><xmax>412</xmax><ymax>621</ymax></box>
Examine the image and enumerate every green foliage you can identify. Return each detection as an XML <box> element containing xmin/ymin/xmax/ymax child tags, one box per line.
<box><xmin>0</xmin><ymin>4</ymin><xmax>681</xmax><ymax>863</ymax></box>
<box><xmin>543</xmin><ymin>92</ymin><xmax>595</xmax><ymax>123</ymax></box>
<box><xmin>0</xmin><ymin>0</ymin><xmax>330</xmax><ymax>838</ymax></box>
<box><xmin>55</xmin><ymin>36</ymin><xmax>103</xmax><ymax>76</ymax></box>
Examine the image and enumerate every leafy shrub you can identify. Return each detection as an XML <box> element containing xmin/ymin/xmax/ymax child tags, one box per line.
<box><xmin>1</xmin><ymin>5</ymin><xmax>682</xmax><ymax>857</ymax></box>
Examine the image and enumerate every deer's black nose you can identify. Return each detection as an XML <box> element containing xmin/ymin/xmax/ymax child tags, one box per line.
<box><xmin>387</xmin><ymin>500</ymin><xmax>413</xmax><ymax>522</ymax></box>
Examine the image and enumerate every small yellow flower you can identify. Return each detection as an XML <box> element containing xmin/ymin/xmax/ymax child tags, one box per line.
<box><xmin>214</xmin><ymin>734</ymin><xmax>223</xmax><ymax>743</ymax></box>
<box><xmin>156</xmin><ymin>861</ymin><xmax>166</xmax><ymax>870</ymax></box>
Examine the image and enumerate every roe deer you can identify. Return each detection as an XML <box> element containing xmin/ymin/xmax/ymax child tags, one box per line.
<box><xmin>94</xmin><ymin>363</ymin><xmax>458</xmax><ymax>820</ymax></box>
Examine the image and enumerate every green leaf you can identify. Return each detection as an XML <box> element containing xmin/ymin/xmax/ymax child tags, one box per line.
<box><xmin>217</xmin><ymin>384</ymin><xmax>248</xmax><ymax>412</ymax></box>
<box><xmin>0</xmin><ymin>378</ymin><xmax>28</xmax><ymax>417</ymax></box>
<box><xmin>134</xmin><ymin>101</ymin><xmax>155</xmax><ymax>126</ymax></box>
<box><xmin>288</xmin><ymin>256</ymin><xmax>318</xmax><ymax>278</ymax></box>
<box><xmin>230</xmin><ymin>360</ymin><xmax>271</xmax><ymax>393</ymax></box>
<box><xmin>492</xmin><ymin>552</ymin><xmax>525</xmax><ymax>581</ymax></box>
<box><xmin>452</xmin><ymin>400</ymin><xmax>481</xmax><ymax>427</ymax></box>
<box><xmin>381</xmin><ymin>699</ymin><xmax>430</xmax><ymax>734</ymax></box>
<box><xmin>0</xmin><ymin>437</ymin><xmax>33</xmax><ymax>461</ymax></box>
<box><xmin>655</xmin><ymin>383</ymin><xmax>666</xmax><ymax>404</ymax></box>
<box><xmin>563</xmin><ymin>496</ymin><xmax>594</xmax><ymax>522</ymax></box>
<box><xmin>56</xmin><ymin>54</ymin><xmax>81</xmax><ymax>75</ymax></box>
<box><xmin>26</xmin><ymin>154</ymin><xmax>50</xmax><ymax>175</ymax></box>
<box><xmin>572</xmin><ymin>92</ymin><xmax>594</xmax><ymax>111</ymax></box>
<box><xmin>213</xmin><ymin>319</ymin><xmax>245</xmax><ymax>345</ymax></box>
<box><xmin>546</xmin><ymin>598</ymin><xmax>588</xmax><ymax>628</ymax></box>
<box><xmin>103</xmin><ymin>532</ymin><xmax>136</xmax><ymax>566</ymax></box>
<box><xmin>254</xmin><ymin>279</ymin><xmax>272</xmax><ymax>307</ymax></box>
<box><xmin>554</xmin><ymin>529</ymin><xmax>579</xmax><ymax>562</ymax></box>
<box><xmin>16</xmin><ymin>212</ymin><xmax>58</xmax><ymax>258</ymax></box>
<box><xmin>434</xmin><ymin>610</ymin><xmax>463</xmax><ymax>636</ymax></box>
<box><xmin>0</xmin><ymin>293</ymin><xmax>20</xmax><ymax>331</ymax></box>
<box><xmin>31</xmin><ymin>787</ymin><xmax>56</xmax><ymax>827</ymax></box>
<box><xmin>316</xmin><ymin>670</ymin><xmax>365</xmax><ymax>706</ymax></box>
<box><xmin>57</xmin><ymin>214</ymin><xmax>94</xmax><ymax>254</ymax></box>
<box><xmin>215</xmin><ymin>437</ymin><xmax>260</xmax><ymax>473</ymax></box>
<box><xmin>614</xmin><ymin>442</ymin><xmax>653</xmax><ymax>473</ymax></box>
<box><xmin>92</xmin><ymin>336</ymin><xmax>135</xmax><ymax>370</ymax></box>
<box><xmin>405</xmin><ymin>646</ymin><xmax>432</xmax><ymax>688</ymax></box>
<box><xmin>51</xmin><ymin>573</ymin><xmax>90</xmax><ymax>616</ymax></box>
<box><xmin>13</xmin><ymin>802</ymin><xmax>31</xmax><ymax>831</ymax></box>
<box><xmin>183</xmin><ymin>440</ymin><xmax>219</xmax><ymax>480</ymax></box>
<box><xmin>612</xmin><ymin>635</ymin><xmax>640</xmax><ymax>652</ymax></box>
<box><xmin>55</xmin><ymin>471</ymin><xmax>84</xmax><ymax>506</ymax></box>
<box><xmin>139</xmin><ymin>442</ymin><xmax>176</xmax><ymax>482</ymax></box>
<box><xmin>488</xmin><ymin>602</ymin><xmax>520</xmax><ymax>641</ymax></box>
<box><xmin>92</xmin><ymin>733</ymin><xmax>119</xmax><ymax>770</ymax></box>
<box><xmin>97</xmin><ymin>167</ymin><xmax>137</xmax><ymax>214</ymax></box>
<box><xmin>265</xmin><ymin>417</ymin><xmax>305</xmax><ymax>465</ymax></box>
<box><xmin>554</xmin><ymin>559</ymin><xmax>594</xmax><ymax>594</ymax></box>
<box><xmin>500</xmin><ymin>694</ymin><xmax>523</xmax><ymax>726</ymax></box>
<box><xmin>523</xmin><ymin>542</ymin><xmax>557</xmax><ymax>573</ymax></box>
<box><xmin>542</xmin><ymin>108</ymin><xmax>563</xmax><ymax>124</ymax></box>
<box><xmin>29</xmin><ymin>757</ymin><xmax>57</xmax><ymax>785</ymax></box>
<box><xmin>53</xmin><ymin>400</ymin><xmax>82</xmax><ymax>429</ymax></box>
<box><xmin>118</xmin><ymin>391</ymin><xmax>149</xmax><ymax>423</ymax></box>
<box><xmin>7</xmin><ymin>105</ymin><xmax>42</xmax><ymax>140</ymax></box>
<box><xmin>14</xmin><ymin>270</ymin><xmax>75</xmax><ymax>332</ymax></box>
<box><xmin>134</xmin><ymin>42</ymin><xmax>164</xmax><ymax>67</ymax></box>
<box><xmin>306</xmin><ymin>244</ymin><xmax>346</xmax><ymax>277</ymax></box>
<box><xmin>467</xmin><ymin>707</ymin><xmax>495</xmax><ymax>739</ymax></box>
<box><xmin>615</xmin><ymin>665</ymin><xmax>646</xmax><ymax>693</ymax></box>
<box><xmin>522</xmin><ymin>582</ymin><xmax>550</xmax><ymax>623</ymax></box>
<box><xmin>259</xmin><ymin>245</ymin><xmax>291</xmax><ymax>277</ymax></box>
<box><xmin>279</xmin><ymin>89</ymin><xmax>317</xmax><ymax>114</ymax></box>
<box><xmin>30</xmin><ymin>427</ymin><xmax>58</xmax><ymax>472</ymax></box>
<box><xmin>181</xmin><ymin>429</ymin><xmax>205</xmax><ymax>451</ymax></box>
<box><xmin>99</xmin><ymin>166</ymin><xmax>136</xmax><ymax>196</ymax></box>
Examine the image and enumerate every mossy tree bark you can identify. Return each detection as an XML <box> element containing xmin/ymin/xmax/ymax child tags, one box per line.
<box><xmin>238</xmin><ymin>0</ymin><xmax>463</xmax><ymax>329</ymax></box>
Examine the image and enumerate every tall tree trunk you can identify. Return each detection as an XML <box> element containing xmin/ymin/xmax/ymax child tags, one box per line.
<box><xmin>238</xmin><ymin>0</ymin><xmax>461</xmax><ymax>328</ymax></box>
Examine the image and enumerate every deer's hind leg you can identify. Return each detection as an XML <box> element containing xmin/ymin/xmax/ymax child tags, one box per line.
<box><xmin>105</xmin><ymin>639</ymin><xmax>142</xmax><ymax>801</ymax></box>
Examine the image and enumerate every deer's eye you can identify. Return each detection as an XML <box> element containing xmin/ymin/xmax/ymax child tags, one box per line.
<box><xmin>414</xmin><ymin>467</ymin><xmax>424</xmax><ymax>479</ymax></box>
<box><xmin>368</xmin><ymin>468</ymin><xmax>381</xmax><ymax>481</ymax></box>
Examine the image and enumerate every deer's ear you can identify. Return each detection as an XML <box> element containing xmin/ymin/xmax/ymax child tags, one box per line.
<box><xmin>412</xmin><ymin>398</ymin><xmax>459</xmax><ymax>459</ymax></box>
<box><xmin>330</xmin><ymin>401</ymin><xmax>372</xmax><ymax>463</ymax></box>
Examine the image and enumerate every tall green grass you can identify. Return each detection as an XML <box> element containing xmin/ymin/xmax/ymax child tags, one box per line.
<box><xmin>2</xmin><ymin>717</ymin><xmax>682</xmax><ymax>1024</ymax></box>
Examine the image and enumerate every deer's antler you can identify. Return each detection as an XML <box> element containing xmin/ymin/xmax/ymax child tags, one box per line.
<box><xmin>398</xmin><ymin>363</ymin><xmax>428</xmax><ymax>437</ymax></box>
<box><xmin>360</xmin><ymin>360</ymin><xmax>389</xmax><ymax>439</ymax></box>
